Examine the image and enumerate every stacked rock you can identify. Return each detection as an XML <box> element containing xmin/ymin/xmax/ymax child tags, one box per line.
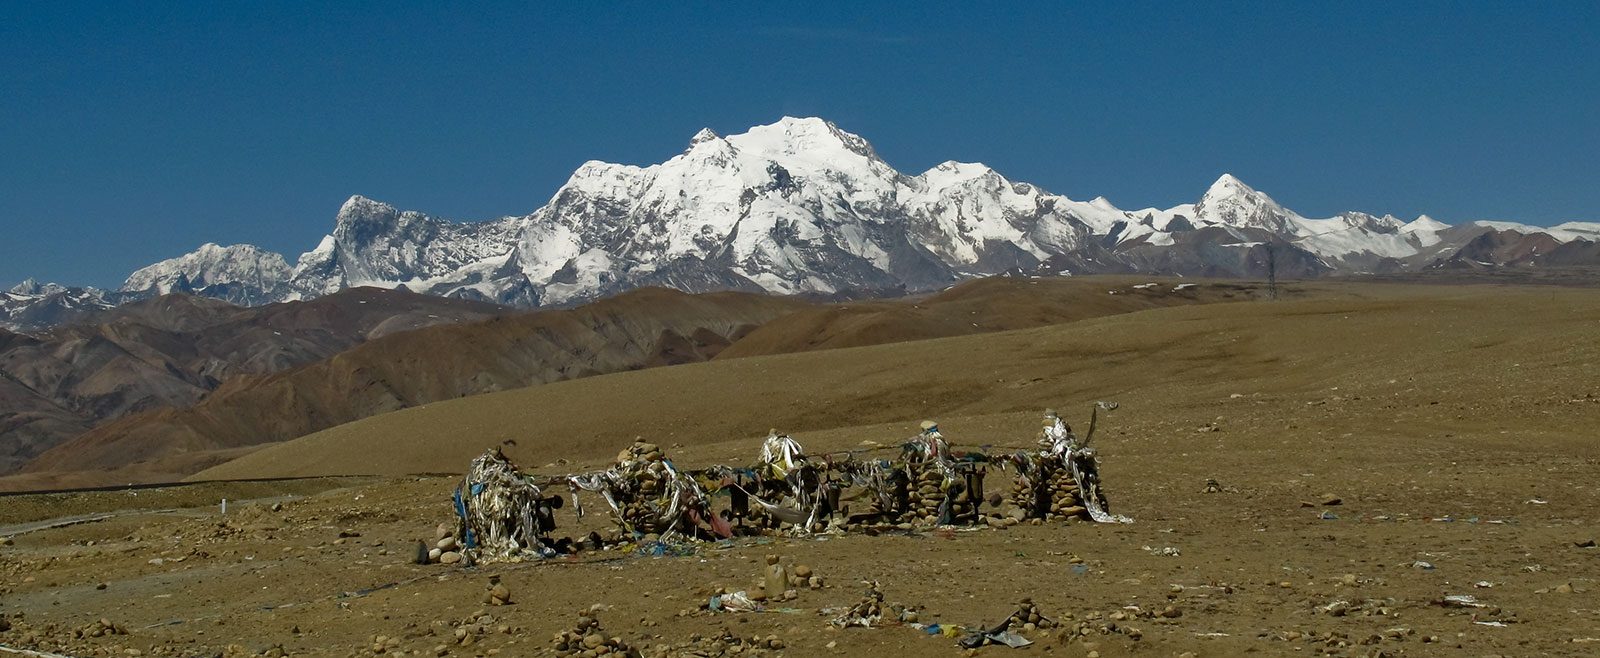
<box><xmin>614</xmin><ymin>440</ymin><xmax>675</xmax><ymax>535</ymax></box>
<box><xmin>551</xmin><ymin>610</ymin><xmax>637</xmax><ymax>658</ymax></box>
<box><xmin>485</xmin><ymin>580</ymin><xmax>511</xmax><ymax>606</ymax></box>
<box><xmin>424</xmin><ymin>521</ymin><xmax>464</xmax><ymax>565</ymax></box>
<box><xmin>788</xmin><ymin>563</ymin><xmax>824</xmax><ymax>590</ymax></box>
<box><xmin>72</xmin><ymin>618</ymin><xmax>127</xmax><ymax>639</ymax></box>
<box><xmin>1011</xmin><ymin>598</ymin><xmax>1056</xmax><ymax>631</ymax></box>
<box><xmin>1044</xmin><ymin>463</ymin><xmax>1088</xmax><ymax>521</ymax></box>
<box><xmin>1008</xmin><ymin>460</ymin><xmax>1088</xmax><ymax>522</ymax></box>
<box><xmin>904</xmin><ymin>465</ymin><xmax>947</xmax><ymax>524</ymax></box>
<box><xmin>1009</xmin><ymin>467</ymin><xmax>1049</xmax><ymax>518</ymax></box>
<box><xmin>650</xmin><ymin>630</ymin><xmax>782</xmax><ymax>657</ymax></box>
<box><xmin>946</xmin><ymin>469</ymin><xmax>983</xmax><ymax>525</ymax></box>
<box><xmin>832</xmin><ymin>581</ymin><xmax>886</xmax><ymax>628</ymax></box>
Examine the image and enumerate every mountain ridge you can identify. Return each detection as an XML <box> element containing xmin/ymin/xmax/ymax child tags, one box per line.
<box><xmin>6</xmin><ymin>117</ymin><xmax>1598</xmax><ymax>330</ymax></box>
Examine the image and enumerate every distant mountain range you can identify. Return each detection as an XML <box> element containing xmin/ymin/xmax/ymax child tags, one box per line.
<box><xmin>6</xmin><ymin>117</ymin><xmax>1599</xmax><ymax>332</ymax></box>
<box><xmin>0</xmin><ymin>288</ymin><xmax>506</xmax><ymax>476</ymax></box>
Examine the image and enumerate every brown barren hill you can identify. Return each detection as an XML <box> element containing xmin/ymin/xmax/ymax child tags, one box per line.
<box><xmin>195</xmin><ymin>281</ymin><xmax>1600</xmax><ymax>482</ymax></box>
<box><xmin>0</xmin><ymin>287</ymin><xmax>506</xmax><ymax>474</ymax></box>
<box><xmin>716</xmin><ymin>275</ymin><xmax>1271</xmax><ymax>358</ymax></box>
<box><xmin>11</xmin><ymin>288</ymin><xmax>804</xmax><ymax>488</ymax></box>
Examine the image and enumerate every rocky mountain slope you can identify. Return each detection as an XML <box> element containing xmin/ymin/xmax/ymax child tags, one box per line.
<box><xmin>8</xmin><ymin>118</ymin><xmax>1596</xmax><ymax>329</ymax></box>
<box><xmin>0</xmin><ymin>288</ymin><xmax>506</xmax><ymax>474</ymax></box>
<box><xmin>2</xmin><ymin>280</ymin><xmax>122</xmax><ymax>331</ymax></box>
<box><xmin>10</xmin><ymin>288</ymin><xmax>807</xmax><ymax>488</ymax></box>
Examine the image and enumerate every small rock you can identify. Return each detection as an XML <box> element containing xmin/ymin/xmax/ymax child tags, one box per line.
<box><xmin>1555</xmin><ymin>583</ymin><xmax>1574</xmax><ymax>594</ymax></box>
<box><xmin>793</xmin><ymin>564</ymin><xmax>813</xmax><ymax>579</ymax></box>
<box><xmin>439</xmin><ymin>551</ymin><xmax>462</xmax><ymax>565</ymax></box>
<box><xmin>437</xmin><ymin>536</ymin><xmax>459</xmax><ymax>551</ymax></box>
<box><xmin>1321</xmin><ymin>495</ymin><xmax>1343</xmax><ymax>506</ymax></box>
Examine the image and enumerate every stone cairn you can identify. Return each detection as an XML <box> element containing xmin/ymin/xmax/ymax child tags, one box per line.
<box><xmin>1010</xmin><ymin>598</ymin><xmax>1056</xmax><ymax>632</ymax></box>
<box><xmin>905</xmin><ymin>461</ymin><xmax>948</xmax><ymax>524</ymax></box>
<box><xmin>1007</xmin><ymin>416</ymin><xmax>1092</xmax><ymax>522</ymax></box>
<box><xmin>1041</xmin><ymin>463</ymin><xmax>1088</xmax><ymax>521</ymax></box>
<box><xmin>612</xmin><ymin>440</ymin><xmax>679</xmax><ymax>535</ymax></box>
<box><xmin>551</xmin><ymin>610</ymin><xmax>638</xmax><ymax>658</ymax></box>
<box><xmin>423</xmin><ymin>520</ymin><xmax>464</xmax><ymax>565</ymax></box>
<box><xmin>832</xmin><ymin>581</ymin><xmax>887</xmax><ymax>628</ymax></box>
<box><xmin>899</xmin><ymin>421</ymin><xmax>988</xmax><ymax>526</ymax></box>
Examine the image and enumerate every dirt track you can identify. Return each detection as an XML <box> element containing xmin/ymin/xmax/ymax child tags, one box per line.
<box><xmin>4</xmin><ymin>281</ymin><xmax>1599</xmax><ymax>657</ymax></box>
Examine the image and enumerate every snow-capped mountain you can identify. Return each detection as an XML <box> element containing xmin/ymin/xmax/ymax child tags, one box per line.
<box><xmin>121</xmin><ymin>243</ymin><xmax>293</xmax><ymax>306</ymax></box>
<box><xmin>286</xmin><ymin>195</ymin><xmax>534</xmax><ymax>303</ymax></box>
<box><xmin>9</xmin><ymin>116</ymin><xmax>1597</xmax><ymax>328</ymax></box>
<box><xmin>2</xmin><ymin>279</ymin><xmax>119</xmax><ymax>331</ymax></box>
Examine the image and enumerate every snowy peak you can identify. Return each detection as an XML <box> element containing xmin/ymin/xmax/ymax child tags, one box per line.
<box><xmin>120</xmin><ymin>243</ymin><xmax>292</xmax><ymax>304</ymax></box>
<box><xmin>725</xmin><ymin>116</ymin><xmax>883</xmax><ymax>165</ymax></box>
<box><xmin>1403</xmin><ymin>215</ymin><xmax>1450</xmax><ymax>234</ymax></box>
<box><xmin>334</xmin><ymin>195</ymin><xmax>408</xmax><ymax>229</ymax></box>
<box><xmin>9</xmin><ymin>278</ymin><xmax>53</xmax><ymax>296</ymax></box>
<box><xmin>1204</xmin><ymin>173</ymin><xmax>1254</xmax><ymax>198</ymax></box>
<box><xmin>919</xmin><ymin>161</ymin><xmax>1000</xmax><ymax>189</ymax></box>
<box><xmin>2</xmin><ymin>281</ymin><xmax>116</xmax><ymax>331</ymax></box>
<box><xmin>688</xmin><ymin>127</ymin><xmax>721</xmax><ymax>147</ymax></box>
<box><xmin>1193</xmin><ymin>173</ymin><xmax>1301</xmax><ymax>232</ymax></box>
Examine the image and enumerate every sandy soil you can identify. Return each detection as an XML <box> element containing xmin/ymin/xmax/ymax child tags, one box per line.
<box><xmin>4</xmin><ymin>281</ymin><xmax>1599</xmax><ymax>657</ymax></box>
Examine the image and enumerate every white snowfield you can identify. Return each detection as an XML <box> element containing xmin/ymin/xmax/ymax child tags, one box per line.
<box><xmin>14</xmin><ymin>117</ymin><xmax>1594</xmax><ymax>320</ymax></box>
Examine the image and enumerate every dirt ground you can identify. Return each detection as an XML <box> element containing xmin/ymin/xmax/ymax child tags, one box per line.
<box><xmin>4</xmin><ymin>281</ymin><xmax>1599</xmax><ymax>657</ymax></box>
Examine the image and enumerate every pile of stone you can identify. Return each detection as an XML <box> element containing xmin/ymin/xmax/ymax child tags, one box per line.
<box><xmin>1041</xmin><ymin>464</ymin><xmax>1088</xmax><ymax>521</ymax></box>
<box><xmin>1010</xmin><ymin>598</ymin><xmax>1056</xmax><ymax>632</ymax></box>
<box><xmin>447</xmin><ymin>609</ymin><xmax>515</xmax><ymax>649</ymax></box>
<box><xmin>787</xmin><ymin>562</ymin><xmax>824</xmax><ymax>590</ymax></box>
<box><xmin>832</xmin><ymin>581</ymin><xmax>887</xmax><ymax>628</ymax></box>
<box><xmin>1007</xmin><ymin>460</ymin><xmax>1087</xmax><ymax>522</ymax></box>
<box><xmin>423</xmin><ymin>521</ymin><xmax>465</xmax><ymax>565</ymax></box>
<box><xmin>753</xmin><ymin>554</ymin><xmax>824</xmax><ymax>601</ymax></box>
<box><xmin>484</xmin><ymin>579</ymin><xmax>512</xmax><ymax>606</ymax></box>
<box><xmin>368</xmin><ymin>634</ymin><xmax>405</xmax><ymax>654</ymax></box>
<box><xmin>1046</xmin><ymin>607</ymin><xmax>1153</xmax><ymax>646</ymax></box>
<box><xmin>72</xmin><ymin>617</ymin><xmax>129</xmax><ymax>639</ymax></box>
<box><xmin>904</xmin><ymin>463</ymin><xmax>948</xmax><ymax>524</ymax></box>
<box><xmin>612</xmin><ymin>440</ymin><xmax>684</xmax><ymax>535</ymax></box>
<box><xmin>551</xmin><ymin>609</ymin><xmax>638</xmax><ymax>657</ymax></box>
<box><xmin>648</xmin><ymin>629</ymin><xmax>784</xmax><ymax>657</ymax></box>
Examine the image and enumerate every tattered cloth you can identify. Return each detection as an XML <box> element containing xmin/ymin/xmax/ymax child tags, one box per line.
<box><xmin>455</xmin><ymin>448</ymin><xmax>555</xmax><ymax>562</ymax></box>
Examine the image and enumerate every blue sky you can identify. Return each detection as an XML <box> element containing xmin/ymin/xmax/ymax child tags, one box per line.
<box><xmin>3</xmin><ymin>2</ymin><xmax>1597</xmax><ymax>288</ymax></box>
